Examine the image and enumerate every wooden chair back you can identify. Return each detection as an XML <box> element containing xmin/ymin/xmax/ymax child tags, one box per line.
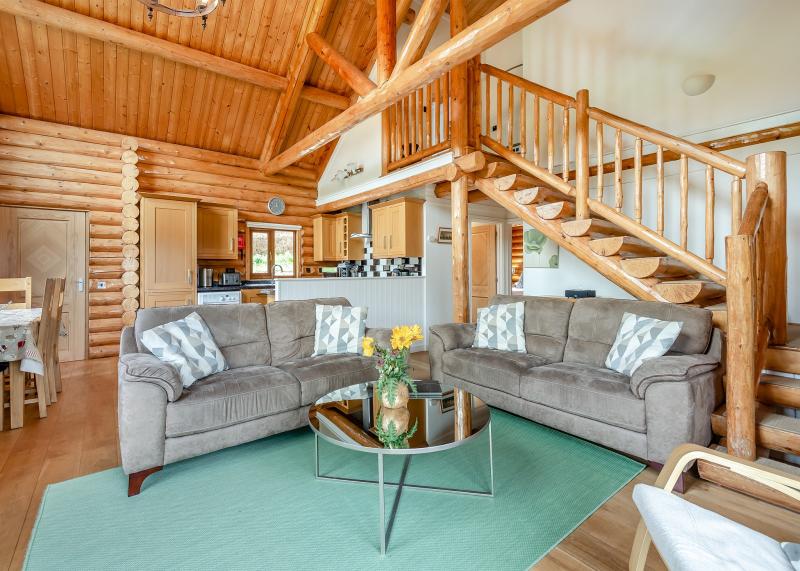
<box><xmin>0</xmin><ymin>277</ymin><xmax>32</xmax><ymax>308</ymax></box>
<box><xmin>39</xmin><ymin>278</ymin><xmax>66</xmax><ymax>359</ymax></box>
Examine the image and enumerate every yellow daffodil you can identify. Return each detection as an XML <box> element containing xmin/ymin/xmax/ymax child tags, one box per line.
<box><xmin>410</xmin><ymin>324</ymin><xmax>423</xmax><ymax>342</ymax></box>
<box><xmin>390</xmin><ymin>324</ymin><xmax>422</xmax><ymax>351</ymax></box>
<box><xmin>362</xmin><ymin>336</ymin><xmax>375</xmax><ymax>357</ymax></box>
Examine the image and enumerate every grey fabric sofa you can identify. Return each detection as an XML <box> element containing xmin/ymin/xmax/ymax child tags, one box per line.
<box><xmin>118</xmin><ymin>297</ymin><xmax>389</xmax><ymax>495</ymax></box>
<box><xmin>429</xmin><ymin>295</ymin><xmax>723</xmax><ymax>467</ymax></box>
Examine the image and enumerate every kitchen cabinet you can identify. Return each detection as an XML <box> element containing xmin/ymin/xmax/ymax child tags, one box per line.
<box><xmin>369</xmin><ymin>197</ymin><xmax>424</xmax><ymax>259</ymax></box>
<box><xmin>197</xmin><ymin>204</ymin><xmax>238</xmax><ymax>259</ymax></box>
<box><xmin>312</xmin><ymin>213</ymin><xmax>364</xmax><ymax>262</ymax></box>
<box><xmin>140</xmin><ymin>195</ymin><xmax>197</xmax><ymax>308</ymax></box>
<box><xmin>241</xmin><ymin>288</ymin><xmax>275</xmax><ymax>305</ymax></box>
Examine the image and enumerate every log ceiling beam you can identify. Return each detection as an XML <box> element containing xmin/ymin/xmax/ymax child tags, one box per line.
<box><xmin>306</xmin><ymin>32</ymin><xmax>378</xmax><ymax>97</ymax></box>
<box><xmin>259</xmin><ymin>0</ymin><xmax>337</xmax><ymax>164</ymax></box>
<box><xmin>262</xmin><ymin>0</ymin><xmax>569</xmax><ymax>174</ymax></box>
<box><xmin>0</xmin><ymin>0</ymin><xmax>349</xmax><ymax>111</ymax></box>
<box><xmin>392</xmin><ymin>0</ymin><xmax>448</xmax><ymax>78</ymax></box>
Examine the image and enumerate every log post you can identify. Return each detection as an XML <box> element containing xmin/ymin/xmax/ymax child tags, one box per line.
<box><xmin>575</xmin><ymin>89</ymin><xmax>590</xmax><ymax>219</ymax></box>
<box><xmin>746</xmin><ymin>151</ymin><xmax>787</xmax><ymax>345</ymax></box>
<box><xmin>725</xmin><ymin>233</ymin><xmax>757</xmax><ymax>461</ymax></box>
<box><xmin>377</xmin><ymin>0</ymin><xmax>397</xmax><ymax>175</ymax></box>
<box><xmin>449</xmin><ymin>0</ymin><xmax>469</xmax><ymax>324</ymax></box>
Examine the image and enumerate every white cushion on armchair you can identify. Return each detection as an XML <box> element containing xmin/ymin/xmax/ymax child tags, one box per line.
<box><xmin>632</xmin><ymin>484</ymin><xmax>800</xmax><ymax>570</ymax></box>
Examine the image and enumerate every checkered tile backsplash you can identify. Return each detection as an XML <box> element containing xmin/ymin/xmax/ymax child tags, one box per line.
<box><xmin>351</xmin><ymin>243</ymin><xmax>422</xmax><ymax>277</ymax></box>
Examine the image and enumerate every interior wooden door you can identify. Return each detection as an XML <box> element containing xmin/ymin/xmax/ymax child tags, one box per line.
<box><xmin>470</xmin><ymin>224</ymin><xmax>497</xmax><ymax>322</ymax></box>
<box><xmin>0</xmin><ymin>207</ymin><xmax>88</xmax><ymax>361</ymax></box>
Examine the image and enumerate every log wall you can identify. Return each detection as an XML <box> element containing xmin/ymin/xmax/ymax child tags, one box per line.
<box><xmin>0</xmin><ymin>114</ymin><xmax>319</xmax><ymax>359</ymax></box>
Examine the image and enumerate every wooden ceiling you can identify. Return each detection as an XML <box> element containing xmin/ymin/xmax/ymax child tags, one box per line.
<box><xmin>0</xmin><ymin>0</ymin><xmax>504</xmax><ymax>174</ymax></box>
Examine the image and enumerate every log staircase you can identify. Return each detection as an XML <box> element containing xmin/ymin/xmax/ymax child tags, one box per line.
<box><xmin>390</xmin><ymin>63</ymin><xmax>799</xmax><ymax>502</ymax></box>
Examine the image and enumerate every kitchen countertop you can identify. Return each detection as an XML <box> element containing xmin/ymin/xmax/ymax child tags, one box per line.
<box><xmin>197</xmin><ymin>285</ymin><xmax>244</xmax><ymax>293</ymax></box>
<box><xmin>197</xmin><ymin>281</ymin><xmax>276</xmax><ymax>293</ymax></box>
<box><xmin>275</xmin><ymin>276</ymin><xmax>424</xmax><ymax>282</ymax></box>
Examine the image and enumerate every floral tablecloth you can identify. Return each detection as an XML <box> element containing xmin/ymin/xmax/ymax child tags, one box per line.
<box><xmin>0</xmin><ymin>308</ymin><xmax>44</xmax><ymax>375</ymax></box>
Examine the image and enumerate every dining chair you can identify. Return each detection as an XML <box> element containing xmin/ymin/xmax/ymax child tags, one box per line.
<box><xmin>38</xmin><ymin>277</ymin><xmax>65</xmax><ymax>403</ymax></box>
<box><xmin>0</xmin><ymin>277</ymin><xmax>32</xmax><ymax>308</ymax></box>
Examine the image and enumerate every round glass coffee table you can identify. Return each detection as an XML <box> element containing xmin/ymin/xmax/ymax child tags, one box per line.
<box><xmin>308</xmin><ymin>380</ymin><xmax>493</xmax><ymax>555</ymax></box>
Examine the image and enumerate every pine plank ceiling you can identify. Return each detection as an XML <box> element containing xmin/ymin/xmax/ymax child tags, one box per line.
<box><xmin>0</xmin><ymin>0</ymin><xmax>503</xmax><ymax>173</ymax></box>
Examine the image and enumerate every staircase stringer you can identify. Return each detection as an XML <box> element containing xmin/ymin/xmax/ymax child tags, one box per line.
<box><xmin>481</xmin><ymin>136</ymin><xmax>727</xmax><ymax>286</ymax></box>
<box><xmin>474</xmin><ymin>179</ymin><xmax>666</xmax><ymax>302</ymax></box>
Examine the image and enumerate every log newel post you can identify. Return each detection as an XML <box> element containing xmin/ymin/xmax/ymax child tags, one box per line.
<box><xmin>575</xmin><ymin>88</ymin><xmax>590</xmax><ymax>220</ymax></box>
<box><xmin>725</xmin><ymin>232</ymin><xmax>758</xmax><ymax>461</ymax></box>
<box><xmin>745</xmin><ymin>151</ymin><xmax>787</xmax><ymax>345</ymax></box>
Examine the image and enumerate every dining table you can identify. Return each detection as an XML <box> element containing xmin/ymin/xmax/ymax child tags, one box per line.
<box><xmin>0</xmin><ymin>307</ymin><xmax>45</xmax><ymax>429</ymax></box>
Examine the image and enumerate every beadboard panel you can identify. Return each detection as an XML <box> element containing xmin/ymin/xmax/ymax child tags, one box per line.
<box><xmin>275</xmin><ymin>277</ymin><xmax>427</xmax><ymax>349</ymax></box>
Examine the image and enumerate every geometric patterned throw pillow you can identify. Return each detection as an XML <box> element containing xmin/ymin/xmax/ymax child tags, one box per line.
<box><xmin>140</xmin><ymin>312</ymin><xmax>228</xmax><ymax>388</ymax></box>
<box><xmin>312</xmin><ymin>304</ymin><xmax>368</xmax><ymax>356</ymax></box>
<box><xmin>605</xmin><ymin>312</ymin><xmax>683</xmax><ymax>376</ymax></box>
<box><xmin>472</xmin><ymin>301</ymin><xmax>526</xmax><ymax>353</ymax></box>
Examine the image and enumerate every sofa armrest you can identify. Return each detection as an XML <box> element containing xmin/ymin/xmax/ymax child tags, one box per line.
<box><xmin>630</xmin><ymin>354</ymin><xmax>719</xmax><ymax>399</ymax></box>
<box><xmin>429</xmin><ymin>323</ymin><xmax>476</xmax><ymax>351</ymax></box>
<box><xmin>365</xmin><ymin>327</ymin><xmax>393</xmax><ymax>351</ymax></box>
<box><xmin>428</xmin><ymin>323</ymin><xmax>476</xmax><ymax>382</ymax></box>
<box><xmin>119</xmin><ymin>352</ymin><xmax>183</xmax><ymax>402</ymax></box>
<box><xmin>120</xmin><ymin>326</ymin><xmax>138</xmax><ymax>356</ymax></box>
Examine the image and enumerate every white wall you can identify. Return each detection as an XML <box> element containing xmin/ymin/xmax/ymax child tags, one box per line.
<box><xmin>519</xmin><ymin>0</ymin><xmax>800</xmax><ymax>320</ymax></box>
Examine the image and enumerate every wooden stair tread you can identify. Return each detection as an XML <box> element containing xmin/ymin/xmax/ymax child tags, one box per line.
<box><xmin>712</xmin><ymin>404</ymin><xmax>800</xmax><ymax>456</ymax></box>
<box><xmin>494</xmin><ymin>173</ymin><xmax>547</xmax><ymax>191</ymax></box>
<box><xmin>588</xmin><ymin>236</ymin><xmax>662</xmax><ymax>258</ymax></box>
<box><xmin>654</xmin><ymin>279</ymin><xmax>725</xmax><ymax>305</ymax></box>
<box><xmin>758</xmin><ymin>374</ymin><xmax>800</xmax><ymax>409</ymax></box>
<box><xmin>536</xmin><ymin>201</ymin><xmax>575</xmax><ymax>220</ymax></box>
<box><xmin>760</xmin><ymin>373</ymin><xmax>800</xmax><ymax>389</ymax></box>
<box><xmin>766</xmin><ymin>345</ymin><xmax>800</xmax><ymax>375</ymax></box>
<box><xmin>620</xmin><ymin>256</ymin><xmax>696</xmax><ymax>279</ymax></box>
<box><xmin>514</xmin><ymin>186</ymin><xmax>563</xmax><ymax>205</ymax></box>
<box><xmin>561</xmin><ymin>217</ymin><xmax>628</xmax><ymax>238</ymax></box>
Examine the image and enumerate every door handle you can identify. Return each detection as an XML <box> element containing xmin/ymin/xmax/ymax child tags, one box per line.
<box><xmin>187</xmin><ymin>269</ymin><xmax>192</xmax><ymax>284</ymax></box>
<box><xmin>230</xmin><ymin>238</ymin><xmax>234</xmax><ymax>251</ymax></box>
<box><xmin>76</xmin><ymin>278</ymin><xmax>84</xmax><ymax>292</ymax></box>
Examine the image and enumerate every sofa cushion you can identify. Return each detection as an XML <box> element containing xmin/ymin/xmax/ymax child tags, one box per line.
<box><xmin>266</xmin><ymin>297</ymin><xmax>351</xmax><ymax>365</ymax></box>
<box><xmin>489</xmin><ymin>295</ymin><xmax>574</xmax><ymax>361</ymax></box>
<box><xmin>165</xmin><ymin>366</ymin><xmax>300</xmax><ymax>437</ymax></box>
<box><xmin>442</xmin><ymin>347</ymin><xmax>549</xmax><ymax>397</ymax></box>
<box><xmin>563</xmin><ymin>298</ymin><xmax>713</xmax><ymax>367</ymax></box>
<box><xmin>520</xmin><ymin>362</ymin><xmax>646</xmax><ymax>432</ymax></box>
<box><xmin>278</xmin><ymin>354</ymin><xmax>378</xmax><ymax>405</ymax></box>
<box><xmin>135</xmin><ymin>304</ymin><xmax>270</xmax><ymax>368</ymax></box>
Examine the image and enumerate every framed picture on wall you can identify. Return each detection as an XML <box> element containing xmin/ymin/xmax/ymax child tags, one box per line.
<box><xmin>437</xmin><ymin>227</ymin><xmax>453</xmax><ymax>243</ymax></box>
<box><xmin>523</xmin><ymin>223</ymin><xmax>559</xmax><ymax>268</ymax></box>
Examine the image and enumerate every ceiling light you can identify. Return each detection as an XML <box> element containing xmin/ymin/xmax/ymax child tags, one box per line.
<box><xmin>682</xmin><ymin>74</ymin><xmax>715</xmax><ymax>96</ymax></box>
<box><xmin>138</xmin><ymin>0</ymin><xmax>225</xmax><ymax>29</ymax></box>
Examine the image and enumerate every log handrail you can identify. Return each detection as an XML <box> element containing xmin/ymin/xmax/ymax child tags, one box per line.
<box><xmin>588</xmin><ymin>107</ymin><xmax>747</xmax><ymax>178</ymax></box>
<box><xmin>481</xmin><ymin>64</ymin><xmax>576</xmax><ymax>109</ymax></box>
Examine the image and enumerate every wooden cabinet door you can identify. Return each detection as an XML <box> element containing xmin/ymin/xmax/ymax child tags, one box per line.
<box><xmin>146</xmin><ymin>291</ymin><xmax>195</xmax><ymax>307</ymax></box>
<box><xmin>387</xmin><ymin>204</ymin><xmax>404</xmax><ymax>257</ymax></box>
<box><xmin>141</xmin><ymin>197</ymin><xmax>196</xmax><ymax>306</ymax></box>
<box><xmin>324</xmin><ymin>218</ymin><xmax>338</xmax><ymax>260</ymax></box>
<box><xmin>197</xmin><ymin>205</ymin><xmax>237</xmax><ymax>259</ymax></box>
<box><xmin>334</xmin><ymin>216</ymin><xmax>346</xmax><ymax>259</ymax></box>
<box><xmin>371</xmin><ymin>208</ymin><xmax>388</xmax><ymax>258</ymax></box>
<box><xmin>313</xmin><ymin>216</ymin><xmax>326</xmax><ymax>261</ymax></box>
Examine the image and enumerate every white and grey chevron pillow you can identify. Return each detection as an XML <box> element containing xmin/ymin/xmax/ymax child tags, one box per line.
<box><xmin>141</xmin><ymin>312</ymin><xmax>228</xmax><ymax>388</ymax></box>
<box><xmin>473</xmin><ymin>302</ymin><xmax>526</xmax><ymax>353</ymax></box>
<box><xmin>313</xmin><ymin>304</ymin><xmax>368</xmax><ymax>356</ymax></box>
<box><xmin>605</xmin><ymin>312</ymin><xmax>683</xmax><ymax>376</ymax></box>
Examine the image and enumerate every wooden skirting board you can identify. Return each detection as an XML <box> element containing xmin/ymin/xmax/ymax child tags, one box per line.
<box><xmin>0</xmin><ymin>114</ymin><xmax>319</xmax><ymax>359</ymax></box>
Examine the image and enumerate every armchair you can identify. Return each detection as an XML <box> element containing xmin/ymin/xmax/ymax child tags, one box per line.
<box><xmin>630</xmin><ymin>444</ymin><xmax>800</xmax><ymax>570</ymax></box>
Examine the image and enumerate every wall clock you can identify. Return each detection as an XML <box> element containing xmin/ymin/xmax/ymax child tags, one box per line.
<box><xmin>267</xmin><ymin>196</ymin><xmax>286</xmax><ymax>215</ymax></box>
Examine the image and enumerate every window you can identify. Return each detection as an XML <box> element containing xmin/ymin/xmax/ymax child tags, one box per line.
<box><xmin>248</xmin><ymin>228</ymin><xmax>297</xmax><ymax>278</ymax></box>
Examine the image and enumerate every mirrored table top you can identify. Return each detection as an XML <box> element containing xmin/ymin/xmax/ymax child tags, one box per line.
<box><xmin>308</xmin><ymin>380</ymin><xmax>490</xmax><ymax>455</ymax></box>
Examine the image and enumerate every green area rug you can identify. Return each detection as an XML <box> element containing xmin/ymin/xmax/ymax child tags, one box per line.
<box><xmin>25</xmin><ymin>410</ymin><xmax>642</xmax><ymax>570</ymax></box>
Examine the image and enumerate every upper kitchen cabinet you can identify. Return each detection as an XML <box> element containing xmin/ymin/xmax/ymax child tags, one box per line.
<box><xmin>197</xmin><ymin>204</ymin><xmax>238</xmax><ymax>259</ymax></box>
<box><xmin>312</xmin><ymin>213</ymin><xmax>364</xmax><ymax>262</ymax></box>
<box><xmin>369</xmin><ymin>197</ymin><xmax>424</xmax><ymax>259</ymax></box>
<box><xmin>140</xmin><ymin>195</ymin><xmax>197</xmax><ymax>308</ymax></box>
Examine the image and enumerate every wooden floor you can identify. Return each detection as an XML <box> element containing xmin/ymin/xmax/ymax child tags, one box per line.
<box><xmin>1</xmin><ymin>354</ymin><xmax>798</xmax><ymax>571</ymax></box>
